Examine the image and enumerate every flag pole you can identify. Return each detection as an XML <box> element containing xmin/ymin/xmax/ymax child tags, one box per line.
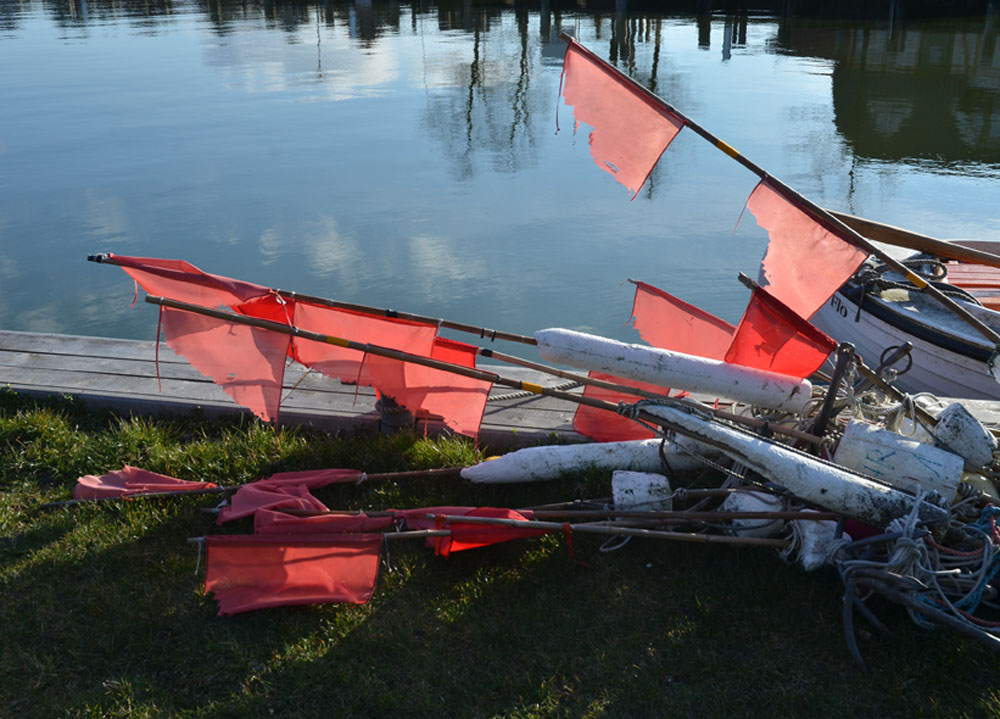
<box><xmin>145</xmin><ymin>295</ymin><xmax>822</xmax><ymax>445</ymax></box>
<box><xmin>88</xmin><ymin>253</ymin><xmax>537</xmax><ymax>346</ymax></box>
<box><xmin>559</xmin><ymin>34</ymin><xmax>1000</xmax><ymax>362</ymax></box>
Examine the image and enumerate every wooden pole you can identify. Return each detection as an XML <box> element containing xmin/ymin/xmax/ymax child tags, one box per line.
<box><xmin>527</xmin><ymin>509</ymin><xmax>837</xmax><ymax>521</ymax></box>
<box><xmin>38</xmin><ymin>485</ymin><xmax>237</xmax><ymax>510</ymax></box>
<box><xmin>559</xmin><ymin>35</ymin><xmax>1000</xmax><ymax>358</ymax></box>
<box><xmin>424</xmin><ymin>513</ymin><xmax>791</xmax><ymax>548</ymax></box>
<box><xmin>146</xmin><ymin>295</ymin><xmax>823</xmax><ymax>445</ymax></box>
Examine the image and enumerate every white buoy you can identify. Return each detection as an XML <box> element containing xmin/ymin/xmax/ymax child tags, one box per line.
<box><xmin>612</xmin><ymin>471</ymin><xmax>673</xmax><ymax>511</ymax></box>
<box><xmin>461</xmin><ymin>439</ymin><xmax>700</xmax><ymax>484</ymax></box>
<box><xmin>720</xmin><ymin>491</ymin><xmax>785</xmax><ymax>538</ymax></box>
<box><xmin>534</xmin><ymin>328</ymin><xmax>811</xmax><ymax>414</ymax></box>
<box><xmin>793</xmin><ymin>513</ymin><xmax>851</xmax><ymax>571</ymax></box>
<box><xmin>640</xmin><ymin>404</ymin><xmax>949</xmax><ymax>529</ymax></box>
<box><xmin>932</xmin><ymin>402</ymin><xmax>998</xmax><ymax>471</ymax></box>
<box><xmin>833</xmin><ymin>420</ymin><xmax>963</xmax><ymax>502</ymax></box>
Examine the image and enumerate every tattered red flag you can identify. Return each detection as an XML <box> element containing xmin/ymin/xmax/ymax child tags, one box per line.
<box><xmin>204</xmin><ymin>534</ymin><xmax>383</xmax><ymax>615</ymax></box>
<box><xmin>393</xmin><ymin>506</ymin><xmax>549</xmax><ymax>557</ymax></box>
<box><xmin>159</xmin><ymin>306</ymin><xmax>291</xmax><ymax>424</ymax></box>
<box><xmin>724</xmin><ymin>286</ymin><xmax>838</xmax><ymax>379</ymax></box>
<box><xmin>217</xmin><ymin>469</ymin><xmax>361</xmax><ymax>524</ymax></box>
<box><xmin>378</xmin><ymin>337</ymin><xmax>492</xmax><ymax>439</ymax></box>
<box><xmin>561</xmin><ymin>39</ymin><xmax>684</xmax><ymax>199</ymax></box>
<box><xmin>745</xmin><ymin>180</ymin><xmax>868</xmax><ymax>319</ymax></box>
<box><xmin>573</xmin><ymin>371</ymin><xmax>664</xmax><ymax>442</ymax></box>
<box><xmin>110</xmin><ymin>254</ymin><xmax>270</xmax><ymax>309</ymax></box>
<box><xmin>254</xmin><ymin>509</ymin><xmax>395</xmax><ymax>535</ymax></box>
<box><xmin>630</xmin><ymin>281</ymin><xmax>735</xmax><ymax>360</ymax></box>
<box><xmin>74</xmin><ymin>465</ymin><xmax>219</xmax><ymax>500</ymax></box>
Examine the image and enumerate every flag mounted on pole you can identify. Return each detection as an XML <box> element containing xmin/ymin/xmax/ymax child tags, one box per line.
<box><xmin>561</xmin><ymin>37</ymin><xmax>685</xmax><ymax>199</ymax></box>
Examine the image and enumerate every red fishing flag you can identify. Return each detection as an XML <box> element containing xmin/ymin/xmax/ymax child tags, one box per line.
<box><xmin>724</xmin><ymin>286</ymin><xmax>838</xmax><ymax>379</ymax></box>
<box><xmin>110</xmin><ymin>255</ymin><xmax>270</xmax><ymax>309</ymax></box>
<box><xmin>74</xmin><ymin>465</ymin><xmax>219</xmax><ymax>500</ymax></box>
<box><xmin>745</xmin><ymin>180</ymin><xmax>868</xmax><ymax>319</ymax></box>
<box><xmin>572</xmin><ymin>282</ymin><xmax>736</xmax><ymax>442</ymax></box>
<box><xmin>631</xmin><ymin>281</ymin><xmax>735</xmax><ymax>360</ymax></box>
<box><xmin>392</xmin><ymin>506</ymin><xmax>549</xmax><ymax>557</ymax></box>
<box><xmin>254</xmin><ymin>510</ymin><xmax>395</xmax><ymax>535</ymax></box>
<box><xmin>204</xmin><ymin>534</ymin><xmax>383</xmax><ymax>615</ymax></box>
<box><xmin>561</xmin><ymin>39</ymin><xmax>685</xmax><ymax>199</ymax></box>
<box><xmin>159</xmin><ymin>306</ymin><xmax>291</xmax><ymax>424</ymax></box>
<box><xmin>217</xmin><ymin>469</ymin><xmax>361</xmax><ymax>524</ymax></box>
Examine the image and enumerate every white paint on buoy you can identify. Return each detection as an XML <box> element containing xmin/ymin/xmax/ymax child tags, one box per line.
<box><xmin>720</xmin><ymin>491</ymin><xmax>785</xmax><ymax>538</ymax></box>
<box><xmin>833</xmin><ymin>420</ymin><xmax>963</xmax><ymax>502</ymax></box>
<box><xmin>461</xmin><ymin>439</ymin><xmax>698</xmax><ymax>484</ymax></box>
<box><xmin>640</xmin><ymin>404</ymin><xmax>949</xmax><ymax>529</ymax></box>
<box><xmin>932</xmin><ymin>402</ymin><xmax>998</xmax><ymax>471</ymax></box>
<box><xmin>612</xmin><ymin>470</ymin><xmax>672</xmax><ymax>511</ymax></box>
<box><xmin>533</xmin><ymin>328</ymin><xmax>811</xmax><ymax>414</ymax></box>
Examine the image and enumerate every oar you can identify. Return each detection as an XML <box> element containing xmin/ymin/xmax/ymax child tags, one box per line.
<box><xmin>146</xmin><ymin>295</ymin><xmax>823</xmax><ymax>445</ymax></box>
<box><xmin>560</xmin><ymin>34</ymin><xmax>1000</xmax><ymax>363</ymax></box>
<box><xmin>827</xmin><ymin>210</ymin><xmax>1000</xmax><ymax>270</ymax></box>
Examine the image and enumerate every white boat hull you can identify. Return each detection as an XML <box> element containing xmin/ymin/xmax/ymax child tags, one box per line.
<box><xmin>810</xmin><ymin>291</ymin><xmax>1000</xmax><ymax>400</ymax></box>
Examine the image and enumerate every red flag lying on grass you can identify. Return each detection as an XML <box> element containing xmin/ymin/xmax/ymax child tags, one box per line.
<box><xmin>111</xmin><ymin>254</ymin><xmax>270</xmax><ymax>309</ymax></box>
<box><xmin>159</xmin><ymin>306</ymin><xmax>291</xmax><ymax>424</ymax></box>
<box><xmin>746</xmin><ymin>180</ymin><xmax>868</xmax><ymax>319</ymax></box>
<box><xmin>561</xmin><ymin>38</ymin><xmax>684</xmax><ymax>199</ymax></box>
<box><xmin>204</xmin><ymin>534</ymin><xmax>383</xmax><ymax>615</ymax></box>
<box><xmin>74</xmin><ymin>465</ymin><xmax>219</xmax><ymax>500</ymax></box>
<box><xmin>254</xmin><ymin>509</ymin><xmax>395</xmax><ymax>535</ymax></box>
<box><xmin>393</xmin><ymin>506</ymin><xmax>550</xmax><ymax>557</ymax></box>
<box><xmin>218</xmin><ymin>469</ymin><xmax>362</xmax><ymax>524</ymax></box>
<box><xmin>724</xmin><ymin>286</ymin><xmax>838</xmax><ymax>379</ymax></box>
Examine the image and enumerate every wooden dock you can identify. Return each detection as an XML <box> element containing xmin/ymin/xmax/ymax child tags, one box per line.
<box><xmin>0</xmin><ymin>330</ymin><xmax>585</xmax><ymax>448</ymax></box>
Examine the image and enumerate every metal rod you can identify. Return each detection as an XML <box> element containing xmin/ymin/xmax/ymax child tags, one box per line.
<box><xmin>811</xmin><ymin>342</ymin><xmax>855</xmax><ymax>437</ymax></box>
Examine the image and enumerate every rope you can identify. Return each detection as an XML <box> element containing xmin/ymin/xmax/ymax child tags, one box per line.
<box><xmin>487</xmin><ymin>379</ymin><xmax>580</xmax><ymax>403</ymax></box>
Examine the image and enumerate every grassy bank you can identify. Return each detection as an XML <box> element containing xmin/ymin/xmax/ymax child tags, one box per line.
<box><xmin>1</xmin><ymin>390</ymin><xmax>998</xmax><ymax>718</ymax></box>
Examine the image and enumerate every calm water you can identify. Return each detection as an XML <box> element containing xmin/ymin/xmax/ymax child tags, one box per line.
<box><xmin>2</xmin><ymin>1</ymin><xmax>999</xmax><ymax>346</ymax></box>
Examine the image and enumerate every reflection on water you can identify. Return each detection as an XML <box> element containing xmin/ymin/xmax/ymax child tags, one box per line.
<box><xmin>1</xmin><ymin>0</ymin><xmax>999</xmax><ymax>344</ymax></box>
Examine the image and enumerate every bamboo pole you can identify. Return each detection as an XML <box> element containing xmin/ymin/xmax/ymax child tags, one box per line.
<box><xmin>88</xmin><ymin>253</ymin><xmax>537</xmax><ymax>345</ymax></box>
<box><xmin>559</xmin><ymin>35</ymin><xmax>1000</xmax><ymax>360</ymax></box>
<box><xmin>38</xmin><ymin>485</ymin><xmax>237</xmax><ymax>510</ymax></box>
<box><xmin>526</xmin><ymin>509</ymin><xmax>837</xmax><ymax>522</ymax></box>
<box><xmin>423</xmin><ymin>513</ymin><xmax>791</xmax><ymax>548</ymax></box>
<box><xmin>145</xmin><ymin>295</ymin><xmax>823</xmax><ymax>445</ymax></box>
<box><xmin>186</xmin><ymin>529</ymin><xmax>452</xmax><ymax>544</ymax></box>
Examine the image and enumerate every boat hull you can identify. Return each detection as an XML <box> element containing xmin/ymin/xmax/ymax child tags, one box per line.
<box><xmin>810</xmin><ymin>291</ymin><xmax>1000</xmax><ymax>400</ymax></box>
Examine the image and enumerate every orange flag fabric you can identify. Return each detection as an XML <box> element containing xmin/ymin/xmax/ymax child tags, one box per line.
<box><xmin>392</xmin><ymin>506</ymin><xmax>549</xmax><ymax>557</ymax></box>
<box><xmin>631</xmin><ymin>281</ymin><xmax>735</xmax><ymax>360</ymax></box>
<box><xmin>217</xmin><ymin>469</ymin><xmax>361</xmax><ymax>524</ymax></box>
<box><xmin>724</xmin><ymin>287</ymin><xmax>838</xmax><ymax>379</ymax></box>
<box><xmin>561</xmin><ymin>39</ymin><xmax>684</xmax><ymax>199</ymax></box>
<box><xmin>573</xmin><ymin>372</ymin><xmax>663</xmax><ymax>442</ymax></box>
<box><xmin>254</xmin><ymin>509</ymin><xmax>395</xmax><ymax>535</ymax></box>
<box><xmin>160</xmin><ymin>307</ymin><xmax>291</xmax><ymax>424</ymax></box>
<box><xmin>746</xmin><ymin>180</ymin><xmax>868</xmax><ymax>319</ymax></box>
<box><xmin>74</xmin><ymin>465</ymin><xmax>219</xmax><ymax>500</ymax></box>
<box><xmin>204</xmin><ymin>534</ymin><xmax>383</xmax><ymax>615</ymax></box>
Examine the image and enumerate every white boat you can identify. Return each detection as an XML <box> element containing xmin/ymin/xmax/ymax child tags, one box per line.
<box><xmin>810</xmin><ymin>256</ymin><xmax>1000</xmax><ymax>400</ymax></box>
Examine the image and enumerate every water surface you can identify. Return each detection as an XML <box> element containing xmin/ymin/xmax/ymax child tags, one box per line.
<box><xmin>2</xmin><ymin>1</ymin><xmax>999</xmax><ymax>346</ymax></box>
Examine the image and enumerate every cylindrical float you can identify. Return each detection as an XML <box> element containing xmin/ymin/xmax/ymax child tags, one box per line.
<box><xmin>534</xmin><ymin>328</ymin><xmax>811</xmax><ymax>414</ymax></box>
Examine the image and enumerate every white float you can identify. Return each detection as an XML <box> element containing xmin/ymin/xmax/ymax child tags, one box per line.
<box><xmin>932</xmin><ymin>402</ymin><xmax>998</xmax><ymax>471</ymax></box>
<box><xmin>612</xmin><ymin>471</ymin><xmax>673</xmax><ymax>511</ymax></box>
<box><xmin>534</xmin><ymin>328</ymin><xmax>811</xmax><ymax>414</ymax></box>
<box><xmin>833</xmin><ymin>420</ymin><xmax>963</xmax><ymax>502</ymax></box>
<box><xmin>461</xmin><ymin>438</ymin><xmax>701</xmax><ymax>484</ymax></box>
<box><xmin>640</xmin><ymin>405</ymin><xmax>949</xmax><ymax>529</ymax></box>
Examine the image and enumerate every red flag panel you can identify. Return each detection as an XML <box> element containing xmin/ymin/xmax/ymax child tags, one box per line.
<box><xmin>561</xmin><ymin>41</ymin><xmax>684</xmax><ymax>199</ymax></box>
<box><xmin>74</xmin><ymin>465</ymin><xmax>218</xmax><ymax>500</ymax></box>
<box><xmin>204</xmin><ymin>534</ymin><xmax>383</xmax><ymax>615</ymax></box>
<box><xmin>391</xmin><ymin>507</ymin><xmax>547</xmax><ymax>556</ymax></box>
<box><xmin>631</xmin><ymin>281</ymin><xmax>735</xmax><ymax>360</ymax></box>
<box><xmin>572</xmin><ymin>371</ymin><xmax>663</xmax><ymax>442</ymax></box>
<box><xmin>111</xmin><ymin>255</ymin><xmax>270</xmax><ymax>309</ymax></box>
<box><xmin>254</xmin><ymin>510</ymin><xmax>395</xmax><ymax>535</ymax></box>
<box><xmin>379</xmin><ymin>337</ymin><xmax>491</xmax><ymax>439</ymax></box>
<box><xmin>218</xmin><ymin>482</ymin><xmax>330</xmax><ymax>525</ymax></box>
<box><xmin>746</xmin><ymin>181</ymin><xmax>868</xmax><ymax>319</ymax></box>
<box><xmin>724</xmin><ymin>287</ymin><xmax>837</xmax><ymax>379</ymax></box>
<box><xmin>160</xmin><ymin>307</ymin><xmax>290</xmax><ymax>424</ymax></box>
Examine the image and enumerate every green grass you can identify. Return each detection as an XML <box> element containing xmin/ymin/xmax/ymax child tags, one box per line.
<box><xmin>1</xmin><ymin>389</ymin><xmax>998</xmax><ymax>718</ymax></box>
